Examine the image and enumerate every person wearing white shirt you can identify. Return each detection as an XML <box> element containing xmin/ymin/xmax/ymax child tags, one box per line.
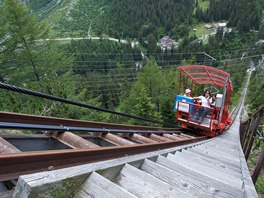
<box><xmin>193</xmin><ymin>90</ymin><xmax>212</xmax><ymax>123</ymax></box>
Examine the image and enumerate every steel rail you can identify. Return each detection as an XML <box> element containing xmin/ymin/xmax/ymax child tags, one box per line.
<box><xmin>0</xmin><ymin>121</ymin><xmax>181</xmax><ymax>134</ymax></box>
<box><xmin>0</xmin><ymin>111</ymin><xmax>178</xmax><ymax>132</ymax></box>
<box><xmin>0</xmin><ymin>136</ymin><xmax>206</xmax><ymax>181</ymax></box>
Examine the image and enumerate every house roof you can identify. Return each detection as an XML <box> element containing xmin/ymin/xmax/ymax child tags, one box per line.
<box><xmin>218</xmin><ymin>23</ymin><xmax>227</xmax><ymax>27</ymax></box>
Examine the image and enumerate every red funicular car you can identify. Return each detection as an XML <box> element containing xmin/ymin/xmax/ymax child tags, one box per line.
<box><xmin>174</xmin><ymin>65</ymin><xmax>233</xmax><ymax>137</ymax></box>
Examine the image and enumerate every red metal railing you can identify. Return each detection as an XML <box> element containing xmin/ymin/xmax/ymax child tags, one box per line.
<box><xmin>177</xmin><ymin>101</ymin><xmax>214</xmax><ymax>129</ymax></box>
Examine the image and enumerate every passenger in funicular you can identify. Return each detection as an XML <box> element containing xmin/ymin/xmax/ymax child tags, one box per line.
<box><xmin>183</xmin><ymin>88</ymin><xmax>192</xmax><ymax>98</ymax></box>
<box><xmin>210</xmin><ymin>94</ymin><xmax>219</xmax><ymax>119</ymax></box>
<box><xmin>211</xmin><ymin>94</ymin><xmax>216</xmax><ymax>106</ymax></box>
<box><xmin>193</xmin><ymin>90</ymin><xmax>212</xmax><ymax>124</ymax></box>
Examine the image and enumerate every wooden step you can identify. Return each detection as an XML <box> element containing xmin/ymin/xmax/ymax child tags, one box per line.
<box><xmin>169</xmin><ymin>152</ymin><xmax>243</xmax><ymax>186</ymax></box>
<box><xmin>113</xmin><ymin>163</ymin><xmax>190</xmax><ymax>198</ymax></box>
<box><xmin>140</xmin><ymin>159</ymin><xmax>233</xmax><ymax>198</ymax></box>
<box><xmin>74</xmin><ymin>172</ymin><xmax>136</xmax><ymax>198</ymax></box>
<box><xmin>182</xmin><ymin>149</ymin><xmax>241</xmax><ymax>173</ymax></box>
<box><xmin>189</xmin><ymin>147</ymin><xmax>241</xmax><ymax>168</ymax></box>
<box><xmin>155</xmin><ymin>155</ymin><xmax>244</xmax><ymax>197</ymax></box>
<box><xmin>195</xmin><ymin>141</ymin><xmax>240</xmax><ymax>157</ymax></box>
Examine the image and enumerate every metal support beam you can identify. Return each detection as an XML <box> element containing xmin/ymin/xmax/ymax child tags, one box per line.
<box><xmin>245</xmin><ymin>115</ymin><xmax>263</xmax><ymax>160</ymax></box>
<box><xmin>172</xmin><ymin>134</ymin><xmax>188</xmax><ymax>140</ymax></box>
<box><xmin>145</xmin><ymin>134</ymin><xmax>172</xmax><ymax>142</ymax></box>
<box><xmin>0</xmin><ymin>137</ymin><xmax>21</xmax><ymax>153</ymax></box>
<box><xmin>179</xmin><ymin>133</ymin><xmax>195</xmax><ymax>139</ymax></box>
<box><xmin>128</xmin><ymin>134</ymin><xmax>158</xmax><ymax>144</ymax></box>
<box><xmin>162</xmin><ymin>134</ymin><xmax>184</xmax><ymax>141</ymax></box>
<box><xmin>101</xmin><ymin>133</ymin><xmax>136</xmax><ymax>146</ymax></box>
<box><xmin>45</xmin><ymin>132</ymin><xmax>100</xmax><ymax>149</ymax></box>
<box><xmin>252</xmin><ymin>147</ymin><xmax>264</xmax><ymax>184</ymax></box>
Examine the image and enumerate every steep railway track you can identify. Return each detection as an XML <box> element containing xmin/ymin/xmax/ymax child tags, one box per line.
<box><xmin>0</xmin><ymin>111</ymin><xmax>206</xmax><ymax>182</ymax></box>
<box><xmin>1</xmin><ymin>88</ymin><xmax>246</xmax><ymax>197</ymax></box>
<box><xmin>0</xmin><ymin>77</ymin><xmax>247</xmax><ymax>197</ymax></box>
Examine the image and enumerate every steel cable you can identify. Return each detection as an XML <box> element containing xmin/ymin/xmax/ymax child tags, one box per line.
<box><xmin>0</xmin><ymin>82</ymin><xmax>165</xmax><ymax>125</ymax></box>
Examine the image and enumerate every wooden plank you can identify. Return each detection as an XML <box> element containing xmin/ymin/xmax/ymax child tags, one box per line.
<box><xmin>0</xmin><ymin>190</ymin><xmax>13</xmax><ymax>198</ymax></box>
<box><xmin>96</xmin><ymin>164</ymin><xmax>126</xmax><ymax>181</ymax></box>
<box><xmin>182</xmin><ymin>149</ymin><xmax>241</xmax><ymax>173</ymax></box>
<box><xmin>192</xmin><ymin>143</ymin><xmax>239</xmax><ymax>159</ymax></box>
<box><xmin>174</xmin><ymin>151</ymin><xmax>241</xmax><ymax>178</ymax></box>
<box><xmin>238</xmin><ymin>144</ymin><xmax>259</xmax><ymax>197</ymax></box>
<box><xmin>141</xmin><ymin>159</ymin><xmax>236</xmax><ymax>198</ymax></box>
<box><xmin>13</xmin><ymin>173</ymin><xmax>89</xmax><ymax>198</ymax></box>
<box><xmin>189</xmin><ymin>147</ymin><xmax>241</xmax><ymax>168</ymax></box>
<box><xmin>0</xmin><ymin>182</ymin><xmax>7</xmax><ymax>192</ymax></box>
<box><xmin>156</xmin><ymin>155</ymin><xmax>244</xmax><ymax>197</ymax></box>
<box><xmin>114</xmin><ymin>164</ymin><xmax>190</xmax><ymax>198</ymax></box>
<box><xmin>202</xmin><ymin>141</ymin><xmax>239</xmax><ymax>154</ymax></box>
<box><xmin>195</xmin><ymin>142</ymin><xmax>240</xmax><ymax>157</ymax></box>
<box><xmin>203</xmin><ymin>137</ymin><xmax>239</xmax><ymax>149</ymax></box>
<box><xmin>209</xmin><ymin>136</ymin><xmax>239</xmax><ymax>146</ymax></box>
<box><xmin>74</xmin><ymin>180</ymin><xmax>115</xmax><ymax>198</ymax></box>
<box><xmin>195</xmin><ymin>138</ymin><xmax>239</xmax><ymax>151</ymax></box>
<box><xmin>75</xmin><ymin>190</ymin><xmax>102</xmax><ymax>198</ymax></box>
<box><xmin>74</xmin><ymin>172</ymin><xmax>136</xmax><ymax>198</ymax></box>
<box><xmin>167</xmin><ymin>152</ymin><xmax>243</xmax><ymax>188</ymax></box>
<box><xmin>218</xmin><ymin>133</ymin><xmax>240</xmax><ymax>142</ymax></box>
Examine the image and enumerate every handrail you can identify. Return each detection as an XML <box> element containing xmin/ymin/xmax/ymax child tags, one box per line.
<box><xmin>240</xmin><ymin>104</ymin><xmax>264</xmax><ymax>185</ymax></box>
<box><xmin>242</xmin><ymin>104</ymin><xmax>264</xmax><ymax>124</ymax></box>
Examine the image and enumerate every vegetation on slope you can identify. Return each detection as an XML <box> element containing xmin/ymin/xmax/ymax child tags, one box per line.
<box><xmin>1</xmin><ymin>0</ymin><xmax>263</xmax><ymax>194</ymax></box>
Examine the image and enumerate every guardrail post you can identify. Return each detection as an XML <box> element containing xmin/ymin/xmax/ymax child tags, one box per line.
<box><xmin>240</xmin><ymin>121</ymin><xmax>250</xmax><ymax>149</ymax></box>
<box><xmin>252</xmin><ymin>147</ymin><xmax>264</xmax><ymax>184</ymax></box>
<box><xmin>240</xmin><ymin>105</ymin><xmax>264</xmax><ymax>161</ymax></box>
<box><xmin>242</xmin><ymin>118</ymin><xmax>254</xmax><ymax>154</ymax></box>
<box><xmin>245</xmin><ymin>112</ymin><xmax>263</xmax><ymax>160</ymax></box>
<box><xmin>240</xmin><ymin>105</ymin><xmax>264</xmax><ymax>185</ymax></box>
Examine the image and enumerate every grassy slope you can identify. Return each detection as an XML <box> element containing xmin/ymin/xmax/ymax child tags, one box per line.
<box><xmin>29</xmin><ymin>0</ymin><xmax>109</xmax><ymax>37</ymax></box>
<box><xmin>191</xmin><ymin>0</ymin><xmax>212</xmax><ymax>38</ymax></box>
<box><xmin>198</xmin><ymin>0</ymin><xmax>209</xmax><ymax>10</ymax></box>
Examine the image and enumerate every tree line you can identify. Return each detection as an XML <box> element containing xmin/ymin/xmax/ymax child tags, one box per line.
<box><xmin>0</xmin><ymin>0</ymin><xmax>263</xmax><ymax>128</ymax></box>
<box><xmin>195</xmin><ymin>0</ymin><xmax>264</xmax><ymax>32</ymax></box>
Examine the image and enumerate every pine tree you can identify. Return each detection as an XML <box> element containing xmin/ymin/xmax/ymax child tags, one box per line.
<box><xmin>160</xmin><ymin>98</ymin><xmax>177</xmax><ymax>127</ymax></box>
<box><xmin>0</xmin><ymin>0</ymin><xmax>49</xmax><ymax>81</ymax></box>
<box><xmin>0</xmin><ymin>0</ymin><xmax>75</xmax><ymax>116</ymax></box>
<box><xmin>0</xmin><ymin>0</ymin><xmax>71</xmax><ymax>84</ymax></box>
<box><xmin>132</xmin><ymin>85</ymin><xmax>157</xmax><ymax>118</ymax></box>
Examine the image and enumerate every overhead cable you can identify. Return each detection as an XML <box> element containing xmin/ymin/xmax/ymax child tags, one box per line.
<box><xmin>0</xmin><ymin>82</ymin><xmax>164</xmax><ymax>125</ymax></box>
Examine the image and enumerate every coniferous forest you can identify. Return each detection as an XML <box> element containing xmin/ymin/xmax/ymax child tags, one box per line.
<box><xmin>0</xmin><ymin>0</ymin><xmax>263</xmax><ymax>126</ymax></box>
<box><xmin>0</xmin><ymin>0</ymin><xmax>264</xmax><ymax>194</ymax></box>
